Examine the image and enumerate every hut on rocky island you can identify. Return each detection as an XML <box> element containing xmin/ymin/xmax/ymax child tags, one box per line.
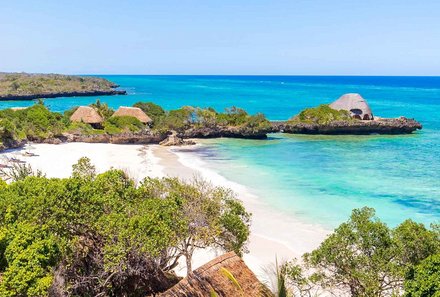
<box><xmin>329</xmin><ymin>93</ymin><xmax>374</xmax><ymax>120</ymax></box>
<box><xmin>70</xmin><ymin>106</ymin><xmax>104</xmax><ymax>128</ymax></box>
<box><xmin>160</xmin><ymin>252</ymin><xmax>272</xmax><ymax>297</ymax></box>
<box><xmin>112</xmin><ymin>106</ymin><xmax>152</xmax><ymax>124</ymax></box>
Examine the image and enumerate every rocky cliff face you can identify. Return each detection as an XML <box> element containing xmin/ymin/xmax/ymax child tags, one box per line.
<box><xmin>0</xmin><ymin>89</ymin><xmax>126</xmax><ymax>101</ymax></box>
<box><xmin>178</xmin><ymin>126</ymin><xmax>270</xmax><ymax>139</ymax></box>
<box><xmin>272</xmin><ymin>117</ymin><xmax>422</xmax><ymax>135</ymax></box>
<box><xmin>160</xmin><ymin>252</ymin><xmax>272</xmax><ymax>297</ymax></box>
<box><xmin>65</xmin><ymin>131</ymin><xmax>167</xmax><ymax>144</ymax></box>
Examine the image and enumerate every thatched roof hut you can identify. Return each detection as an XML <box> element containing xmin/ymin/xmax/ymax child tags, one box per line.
<box><xmin>112</xmin><ymin>106</ymin><xmax>152</xmax><ymax>123</ymax></box>
<box><xmin>160</xmin><ymin>252</ymin><xmax>273</xmax><ymax>297</ymax></box>
<box><xmin>329</xmin><ymin>93</ymin><xmax>374</xmax><ymax>120</ymax></box>
<box><xmin>70</xmin><ymin>106</ymin><xmax>104</xmax><ymax>124</ymax></box>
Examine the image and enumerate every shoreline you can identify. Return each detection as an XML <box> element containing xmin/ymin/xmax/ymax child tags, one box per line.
<box><xmin>0</xmin><ymin>89</ymin><xmax>127</xmax><ymax>101</ymax></box>
<box><xmin>153</xmin><ymin>143</ymin><xmax>329</xmax><ymax>277</ymax></box>
<box><xmin>0</xmin><ymin>141</ymin><xmax>329</xmax><ymax>280</ymax></box>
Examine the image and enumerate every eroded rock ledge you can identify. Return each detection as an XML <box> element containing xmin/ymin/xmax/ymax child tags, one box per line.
<box><xmin>1</xmin><ymin>117</ymin><xmax>423</xmax><ymax>152</ymax></box>
<box><xmin>271</xmin><ymin>117</ymin><xmax>422</xmax><ymax>135</ymax></box>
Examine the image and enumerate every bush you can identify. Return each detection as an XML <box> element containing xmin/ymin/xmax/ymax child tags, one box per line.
<box><xmin>134</xmin><ymin>102</ymin><xmax>166</xmax><ymax>123</ymax></box>
<box><xmin>404</xmin><ymin>254</ymin><xmax>440</xmax><ymax>297</ymax></box>
<box><xmin>0</xmin><ymin>104</ymin><xmax>66</xmax><ymax>142</ymax></box>
<box><xmin>106</xmin><ymin>116</ymin><xmax>144</xmax><ymax>132</ymax></box>
<box><xmin>289</xmin><ymin>104</ymin><xmax>354</xmax><ymax>125</ymax></box>
<box><xmin>0</xmin><ymin>160</ymin><xmax>251</xmax><ymax>296</ymax></box>
<box><xmin>289</xmin><ymin>208</ymin><xmax>440</xmax><ymax>296</ymax></box>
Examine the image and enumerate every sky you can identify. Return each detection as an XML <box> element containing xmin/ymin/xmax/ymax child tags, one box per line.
<box><xmin>0</xmin><ymin>0</ymin><xmax>439</xmax><ymax>75</ymax></box>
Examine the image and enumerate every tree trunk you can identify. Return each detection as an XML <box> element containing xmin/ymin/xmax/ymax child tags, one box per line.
<box><xmin>186</xmin><ymin>254</ymin><xmax>193</xmax><ymax>275</ymax></box>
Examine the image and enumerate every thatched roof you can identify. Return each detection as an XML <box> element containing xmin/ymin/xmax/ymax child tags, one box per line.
<box><xmin>70</xmin><ymin>106</ymin><xmax>104</xmax><ymax>124</ymax></box>
<box><xmin>160</xmin><ymin>252</ymin><xmax>273</xmax><ymax>297</ymax></box>
<box><xmin>112</xmin><ymin>106</ymin><xmax>152</xmax><ymax>123</ymax></box>
<box><xmin>329</xmin><ymin>93</ymin><xmax>373</xmax><ymax>120</ymax></box>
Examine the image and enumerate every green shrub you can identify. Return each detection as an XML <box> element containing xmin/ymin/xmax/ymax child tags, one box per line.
<box><xmin>103</xmin><ymin>122</ymin><xmax>122</xmax><ymax>135</ymax></box>
<box><xmin>91</xmin><ymin>99</ymin><xmax>114</xmax><ymax>119</ymax></box>
<box><xmin>289</xmin><ymin>104</ymin><xmax>354</xmax><ymax>125</ymax></box>
<box><xmin>106</xmin><ymin>115</ymin><xmax>143</xmax><ymax>132</ymax></box>
<box><xmin>134</xmin><ymin>102</ymin><xmax>166</xmax><ymax>123</ymax></box>
<box><xmin>404</xmin><ymin>254</ymin><xmax>440</xmax><ymax>296</ymax></box>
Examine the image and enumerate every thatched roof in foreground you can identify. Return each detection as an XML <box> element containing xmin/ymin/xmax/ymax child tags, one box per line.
<box><xmin>329</xmin><ymin>93</ymin><xmax>373</xmax><ymax>120</ymax></box>
<box><xmin>112</xmin><ymin>106</ymin><xmax>152</xmax><ymax>123</ymax></box>
<box><xmin>160</xmin><ymin>252</ymin><xmax>273</xmax><ymax>297</ymax></box>
<box><xmin>70</xmin><ymin>106</ymin><xmax>104</xmax><ymax>124</ymax></box>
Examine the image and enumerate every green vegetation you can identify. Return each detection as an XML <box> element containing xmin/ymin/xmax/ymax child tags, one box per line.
<box><xmin>289</xmin><ymin>104</ymin><xmax>355</xmax><ymax>125</ymax></box>
<box><xmin>105</xmin><ymin>116</ymin><xmax>144</xmax><ymax>134</ymax></box>
<box><xmin>0</xmin><ymin>73</ymin><xmax>120</xmax><ymax>98</ymax></box>
<box><xmin>154</xmin><ymin>106</ymin><xmax>271</xmax><ymax>133</ymax></box>
<box><xmin>274</xmin><ymin>207</ymin><xmax>439</xmax><ymax>297</ymax></box>
<box><xmin>133</xmin><ymin>101</ymin><xmax>166</xmax><ymax>123</ymax></box>
<box><xmin>91</xmin><ymin>98</ymin><xmax>115</xmax><ymax>118</ymax></box>
<box><xmin>0</xmin><ymin>103</ymin><xmax>65</xmax><ymax>149</ymax></box>
<box><xmin>404</xmin><ymin>254</ymin><xmax>440</xmax><ymax>296</ymax></box>
<box><xmin>0</xmin><ymin>99</ymin><xmax>269</xmax><ymax>150</ymax></box>
<box><xmin>0</xmin><ymin>158</ymin><xmax>251</xmax><ymax>296</ymax></box>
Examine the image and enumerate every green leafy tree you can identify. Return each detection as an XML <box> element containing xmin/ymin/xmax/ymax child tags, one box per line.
<box><xmin>138</xmin><ymin>177</ymin><xmax>251</xmax><ymax>274</ymax></box>
<box><xmin>404</xmin><ymin>254</ymin><xmax>440</xmax><ymax>297</ymax></box>
<box><xmin>91</xmin><ymin>99</ymin><xmax>114</xmax><ymax>119</ymax></box>
<box><xmin>133</xmin><ymin>101</ymin><xmax>166</xmax><ymax>123</ymax></box>
<box><xmin>301</xmin><ymin>207</ymin><xmax>439</xmax><ymax>297</ymax></box>
<box><xmin>71</xmin><ymin>156</ymin><xmax>96</xmax><ymax>180</ymax></box>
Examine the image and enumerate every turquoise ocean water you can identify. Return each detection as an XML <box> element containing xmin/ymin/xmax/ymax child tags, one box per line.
<box><xmin>1</xmin><ymin>76</ymin><xmax>439</xmax><ymax>228</ymax></box>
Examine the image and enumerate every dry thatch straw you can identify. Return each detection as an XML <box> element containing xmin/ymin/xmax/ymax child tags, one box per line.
<box><xmin>160</xmin><ymin>252</ymin><xmax>273</xmax><ymax>297</ymax></box>
<box><xmin>112</xmin><ymin>106</ymin><xmax>152</xmax><ymax>123</ymax></box>
<box><xmin>329</xmin><ymin>93</ymin><xmax>374</xmax><ymax>120</ymax></box>
<box><xmin>70</xmin><ymin>106</ymin><xmax>104</xmax><ymax>124</ymax></box>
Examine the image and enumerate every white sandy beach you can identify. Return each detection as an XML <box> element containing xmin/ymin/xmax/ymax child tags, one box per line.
<box><xmin>0</xmin><ymin>142</ymin><xmax>329</xmax><ymax>280</ymax></box>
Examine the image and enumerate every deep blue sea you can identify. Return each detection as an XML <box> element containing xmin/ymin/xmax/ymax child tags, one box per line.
<box><xmin>2</xmin><ymin>75</ymin><xmax>439</xmax><ymax>228</ymax></box>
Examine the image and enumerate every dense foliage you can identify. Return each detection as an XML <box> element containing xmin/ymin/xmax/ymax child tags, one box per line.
<box><xmin>277</xmin><ymin>207</ymin><xmax>439</xmax><ymax>297</ymax></box>
<box><xmin>0</xmin><ymin>103</ymin><xmax>65</xmax><ymax>149</ymax></box>
<box><xmin>289</xmin><ymin>104</ymin><xmax>354</xmax><ymax>125</ymax></box>
<box><xmin>0</xmin><ymin>158</ymin><xmax>251</xmax><ymax>296</ymax></box>
<box><xmin>154</xmin><ymin>106</ymin><xmax>271</xmax><ymax>133</ymax></box>
<box><xmin>133</xmin><ymin>102</ymin><xmax>166</xmax><ymax>123</ymax></box>
<box><xmin>0</xmin><ymin>100</ymin><xmax>271</xmax><ymax>151</ymax></box>
<box><xmin>404</xmin><ymin>254</ymin><xmax>440</xmax><ymax>296</ymax></box>
<box><xmin>0</xmin><ymin>73</ymin><xmax>118</xmax><ymax>97</ymax></box>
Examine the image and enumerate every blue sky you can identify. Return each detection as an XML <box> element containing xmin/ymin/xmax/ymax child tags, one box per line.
<box><xmin>1</xmin><ymin>0</ymin><xmax>439</xmax><ymax>75</ymax></box>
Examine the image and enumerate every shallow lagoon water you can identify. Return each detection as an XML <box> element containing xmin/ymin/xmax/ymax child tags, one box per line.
<box><xmin>1</xmin><ymin>75</ymin><xmax>439</xmax><ymax>228</ymax></box>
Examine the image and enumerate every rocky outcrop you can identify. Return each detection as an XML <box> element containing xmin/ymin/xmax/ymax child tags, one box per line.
<box><xmin>0</xmin><ymin>89</ymin><xmax>126</xmax><ymax>101</ymax></box>
<box><xmin>272</xmin><ymin>117</ymin><xmax>422</xmax><ymax>135</ymax></box>
<box><xmin>65</xmin><ymin>131</ymin><xmax>167</xmax><ymax>144</ymax></box>
<box><xmin>0</xmin><ymin>138</ymin><xmax>27</xmax><ymax>151</ymax></box>
<box><xmin>178</xmin><ymin>126</ymin><xmax>269</xmax><ymax>139</ymax></box>
<box><xmin>160</xmin><ymin>252</ymin><xmax>273</xmax><ymax>297</ymax></box>
<box><xmin>160</xmin><ymin>131</ymin><xmax>196</xmax><ymax>146</ymax></box>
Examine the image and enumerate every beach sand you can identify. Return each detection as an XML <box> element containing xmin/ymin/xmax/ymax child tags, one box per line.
<box><xmin>0</xmin><ymin>142</ymin><xmax>329</xmax><ymax>280</ymax></box>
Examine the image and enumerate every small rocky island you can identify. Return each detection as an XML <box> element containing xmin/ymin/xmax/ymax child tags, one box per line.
<box><xmin>0</xmin><ymin>73</ymin><xmax>126</xmax><ymax>101</ymax></box>
<box><xmin>273</xmin><ymin>93</ymin><xmax>422</xmax><ymax>135</ymax></box>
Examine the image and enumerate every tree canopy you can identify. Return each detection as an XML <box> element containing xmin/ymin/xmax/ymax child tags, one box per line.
<box><xmin>279</xmin><ymin>207</ymin><xmax>439</xmax><ymax>297</ymax></box>
<box><xmin>0</xmin><ymin>159</ymin><xmax>251</xmax><ymax>296</ymax></box>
